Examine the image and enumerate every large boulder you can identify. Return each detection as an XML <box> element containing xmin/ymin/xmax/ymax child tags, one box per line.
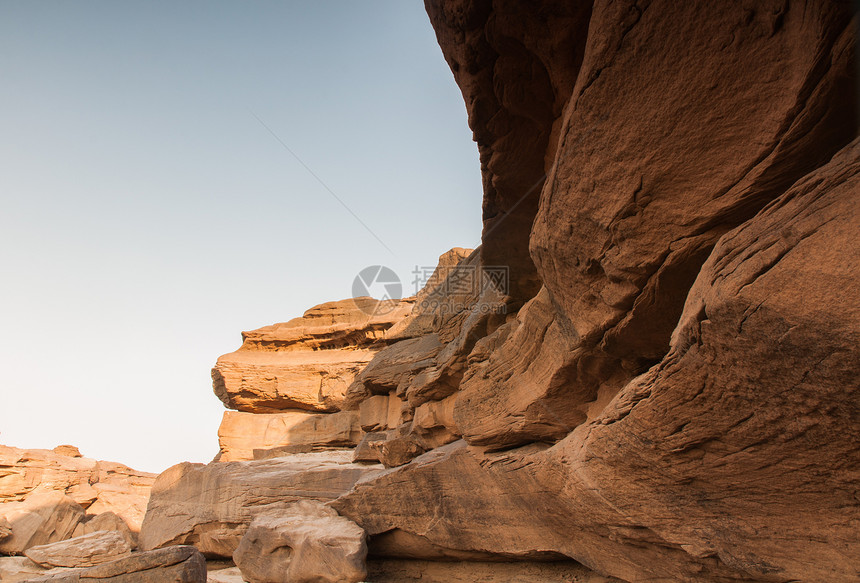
<box><xmin>0</xmin><ymin>493</ymin><xmax>85</xmax><ymax>554</ymax></box>
<box><xmin>138</xmin><ymin>451</ymin><xmax>383</xmax><ymax>558</ymax></box>
<box><xmin>233</xmin><ymin>500</ymin><xmax>367</xmax><ymax>583</ymax></box>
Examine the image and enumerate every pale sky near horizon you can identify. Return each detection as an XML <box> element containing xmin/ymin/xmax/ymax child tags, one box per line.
<box><xmin>0</xmin><ymin>1</ymin><xmax>482</xmax><ymax>473</ymax></box>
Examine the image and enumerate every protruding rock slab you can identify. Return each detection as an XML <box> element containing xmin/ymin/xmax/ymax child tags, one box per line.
<box><xmin>19</xmin><ymin>545</ymin><xmax>207</xmax><ymax>582</ymax></box>
<box><xmin>233</xmin><ymin>500</ymin><xmax>367</xmax><ymax>583</ymax></box>
<box><xmin>0</xmin><ymin>492</ymin><xmax>85</xmax><ymax>554</ymax></box>
<box><xmin>216</xmin><ymin>410</ymin><xmax>361</xmax><ymax>462</ymax></box>
<box><xmin>139</xmin><ymin>451</ymin><xmax>383</xmax><ymax>558</ymax></box>
<box><xmin>0</xmin><ymin>556</ymin><xmax>50</xmax><ymax>582</ymax></box>
<box><xmin>0</xmin><ymin>516</ymin><xmax>11</xmax><ymax>540</ymax></box>
<box><xmin>333</xmin><ymin>441</ymin><xmax>571</xmax><ymax>560</ymax></box>
<box><xmin>24</xmin><ymin>531</ymin><xmax>131</xmax><ymax>568</ymax></box>
<box><xmin>213</xmin><ymin>298</ymin><xmax>413</xmax><ymax>414</ymax></box>
<box><xmin>334</xmin><ymin>139</ymin><xmax>860</xmax><ymax>581</ymax></box>
<box><xmin>454</xmin><ymin>286</ymin><xmax>589</xmax><ymax>449</ymax></box>
<box><xmin>83</xmin><ymin>545</ymin><xmax>205</xmax><ymax>581</ymax></box>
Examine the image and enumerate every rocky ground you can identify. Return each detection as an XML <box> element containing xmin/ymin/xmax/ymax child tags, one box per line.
<box><xmin>2</xmin><ymin>0</ymin><xmax>858</xmax><ymax>581</ymax></box>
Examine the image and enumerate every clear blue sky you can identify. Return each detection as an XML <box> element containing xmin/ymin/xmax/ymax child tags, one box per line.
<box><xmin>0</xmin><ymin>1</ymin><xmax>481</xmax><ymax>473</ymax></box>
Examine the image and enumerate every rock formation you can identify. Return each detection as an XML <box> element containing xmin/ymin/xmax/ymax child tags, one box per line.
<box><xmin>0</xmin><ymin>445</ymin><xmax>156</xmax><ymax>533</ymax></box>
<box><xmin>0</xmin><ymin>446</ymin><xmax>161</xmax><ymax>581</ymax></box>
<box><xmin>217</xmin><ymin>410</ymin><xmax>361</xmax><ymax>462</ymax></box>
<box><xmin>36</xmin><ymin>0</ymin><xmax>859</xmax><ymax>581</ymax></box>
<box><xmin>211</xmin><ymin>297</ymin><xmax>414</xmax><ymax>460</ymax></box>
<box><xmin>18</xmin><ymin>545</ymin><xmax>207</xmax><ymax>582</ymax></box>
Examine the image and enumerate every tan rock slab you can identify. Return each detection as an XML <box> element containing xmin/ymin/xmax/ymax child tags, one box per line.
<box><xmin>233</xmin><ymin>500</ymin><xmax>366</xmax><ymax>583</ymax></box>
<box><xmin>139</xmin><ymin>451</ymin><xmax>384</xmax><ymax>558</ymax></box>
<box><xmin>0</xmin><ymin>492</ymin><xmax>85</xmax><ymax>554</ymax></box>
<box><xmin>217</xmin><ymin>410</ymin><xmax>361</xmax><ymax>462</ymax></box>
<box><xmin>80</xmin><ymin>545</ymin><xmax>205</xmax><ymax>581</ymax></box>
<box><xmin>411</xmin><ymin>394</ymin><xmax>460</xmax><ymax>450</ymax></box>
<box><xmin>206</xmin><ymin>566</ymin><xmax>245</xmax><ymax>583</ymax></box>
<box><xmin>24</xmin><ymin>531</ymin><xmax>131</xmax><ymax>568</ymax></box>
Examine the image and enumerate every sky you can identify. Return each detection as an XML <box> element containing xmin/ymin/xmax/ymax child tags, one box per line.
<box><xmin>0</xmin><ymin>1</ymin><xmax>482</xmax><ymax>473</ymax></box>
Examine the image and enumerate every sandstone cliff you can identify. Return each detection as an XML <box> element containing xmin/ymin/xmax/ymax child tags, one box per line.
<box><xmin>140</xmin><ymin>1</ymin><xmax>859</xmax><ymax>582</ymax></box>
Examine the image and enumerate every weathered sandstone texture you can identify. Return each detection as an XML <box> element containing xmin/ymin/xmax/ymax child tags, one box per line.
<box><xmin>212</xmin><ymin>297</ymin><xmax>413</xmax><ymax>415</ymax></box>
<box><xmin>0</xmin><ymin>556</ymin><xmax>51</xmax><ymax>582</ymax></box>
<box><xmin>18</xmin><ymin>545</ymin><xmax>206</xmax><ymax>583</ymax></box>
<box><xmin>24</xmin><ymin>531</ymin><xmax>131</xmax><ymax>568</ymax></box>
<box><xmin>0</xmin><ymin>445</ymin><xmax>156</xmax><ymax>533</ymax></box>
<box><xmin>233</xmin><ymin>500</ymin><xmax>367</xmax><ymax>583</ymax></box>
<box><xmin>331</xmin><ymin>1</ymin><xmax>860</xmax><ymax>581</ymax></box>
<box><xmin>366</xmin><ymin>558</ymin><xmax>624</xmax><ymax>583</ymax></box>
<box><xmin>138</xmin><ymin>451</ymin><xmax>383</xmax><ymax>558</ymax></box>
<box><xmin>0</xmin><ymin>493</ymin><xmax>86</xmax><ymax>555</ymax></box>
<box><xmin>216</xmin><ymin>410</ymin><xmax>360</xmax><ymax>462</ymax></box>
<box><xmin>211</xmin><ymin>297</ymin><xmax>414</xmax><ymax>461</ymax></box>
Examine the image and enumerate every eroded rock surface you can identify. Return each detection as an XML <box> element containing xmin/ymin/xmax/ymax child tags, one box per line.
<box><xmin>212</xmin><ymin>298</ymin><xmax>413</xmax><ymax>414</ymax></box>
<box><xmin>329</xmin><ymin>1</ymin><xmax>860</xmax><ymax>581</ymax></box>
<box><xmin>335</xmin><ymin>139</ymin><xmax>860</xmax><ymax>582</ymax></box>
<box><xmin>0</xmin><ymin>445</ymin><xmax>155</xmax><ymax>533</ymax></box>
<box><xmin>18</xmin><ymin>545</ymin><xmax>207</xmax><ymax>583</ymax></box>
<box><xmin>24</xmin><ymin>531</ymin><xmax>131</xmax><ymax>568</ymax></box>
<box><xmin>216</xmin><ymin>410</ymin><xmax>360</xmax><ymax>462</ymax></box>
<box><xmin>0</xmin><ymin>493</ymin><xmax>86</xmax><ymax>555</ymax></box>
<box><xmin>133</xmin><ymin>2</ymin><xmax>858</xmax><ymax>581</ymax></box>
<box><xmin>233</xmin><ymin>500</ymin><xmax>367</xmax><ymax>583</ymax></box>
<box><xmin>138</xmin><ymin>451</ymin><xmax>383</xmax><ymax>558</ymax></box>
